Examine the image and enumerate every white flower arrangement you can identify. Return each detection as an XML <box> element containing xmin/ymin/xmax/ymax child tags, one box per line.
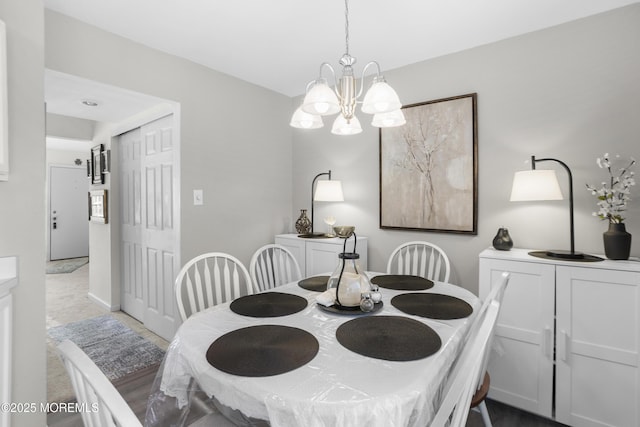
<box><xmin>586</xmin><ymin>153</ymin><xmax>635</xmax><ymax>224</ymax></box>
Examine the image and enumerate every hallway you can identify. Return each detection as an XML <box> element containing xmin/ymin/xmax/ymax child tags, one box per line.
<box><xmin>46</xmin><ymin>261</ymin><xmax>169</xmax><ymax>403</ymax></box>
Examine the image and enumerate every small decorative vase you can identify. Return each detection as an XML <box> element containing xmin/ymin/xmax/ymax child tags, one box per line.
<box><xmin>295</xmin><ymin>209</ymin><xmax>311</xmax><ymax>235</ymax></box>
<box><xmin>603</xmin><ymin>223</ymin><xmax>632</xmax><ymax>260</ymax></box>
<box><xmin>492</xmin><ymin>227</ymin><xmax>513</xmax><ymax>251</ymax></box>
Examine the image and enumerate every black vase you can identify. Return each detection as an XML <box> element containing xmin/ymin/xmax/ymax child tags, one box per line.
<box><xmin>603</xmin><ymin>223</ymin><xmax>632</xmax><ymax>260</ymax></box>
<box><xmin>492</xmin><ymin>227</ymin><xmax>513</xmax><ymax>251</ymax></box>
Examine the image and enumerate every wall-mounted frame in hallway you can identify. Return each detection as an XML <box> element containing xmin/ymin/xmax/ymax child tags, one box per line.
<box><xmin>88</xmin><ymin>189</ymin><xmax>108</xmax><ymax>224</ymax></box>
<box><xmin>90</xmin><ymin>144</ymin><xmax>104</xmax><ymax>184</ymax></box>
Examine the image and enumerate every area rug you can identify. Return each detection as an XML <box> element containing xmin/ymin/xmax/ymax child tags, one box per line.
<box><xmin>48</xmin><ymin>314</ymin><xmax>165</xmax><ymax>382</ymax></box>
<box><xmin>46</xmin><ymin>257</ymin><xmax>89</xmax><ymax>274</ymax></box>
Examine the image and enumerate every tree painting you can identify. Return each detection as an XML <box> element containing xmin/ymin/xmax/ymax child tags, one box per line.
<box><xmin>380</xmin><ymin>94</ymin><xmax>477</xmax><ymax>234</ymax></box>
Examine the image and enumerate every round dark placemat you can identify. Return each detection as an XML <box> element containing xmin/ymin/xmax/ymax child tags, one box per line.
<box><xmin>336</xmin><ymin>316</ymin><xmax>441</xmax><ymax>361</ymax></box>
<box><xmin>391</xmin><ymin>293</ymin><xmax>473</xmax><ymax>320</ymax></box>
<box><xmin>298</xmin><ymin>276</ymin><xmax>329</xmax><ymax>292</ymax></box>
<box><xmin>317</xmin><ymin>301</ymin><xmax>383</xmax><ymax>315</ymax></box>
<box><xmin>371</xmin><ymin>275</ymin><xmax>434</xmax><ymax>291</ymax></box>
<box><xmin>230</xmin><ymin>292</ymin><xmax>307</xmax><ymax>317</ymax></box>
<box><xmin>206</xmin><ymin>325</ymin><xmax>319</xmax><ymax>377</ymax></box>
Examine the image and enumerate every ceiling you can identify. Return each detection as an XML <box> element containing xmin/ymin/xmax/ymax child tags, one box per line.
<box><xmin>45</xmin><ymin>69</ymin><xmax>170</xmax><ymax>123</ymax></box>
<box><xmin>44</xmin><ymin>0</ymin><xmax>638</xmax><ymax>123</ymax></box>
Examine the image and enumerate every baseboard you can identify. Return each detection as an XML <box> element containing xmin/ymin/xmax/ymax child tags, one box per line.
<box><xmin>88</xmin><ymin>292</ymin><xmax>120</xmax><ymax>311</ymax></box>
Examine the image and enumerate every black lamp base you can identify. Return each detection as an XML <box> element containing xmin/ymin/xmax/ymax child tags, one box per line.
<box><xmin>298</xmin><ymin>232</ymin><xmax>333</xmax><ymax>239</ymax></box>
<box><xmin>544</xmin><ymin>249</ymin><xmax>586</xmax><ymax>260</ymax></box>
<box><xmin>528</xmin><ymin>250</ymin><xmax>604</xmax><ymax>262</ymax></box>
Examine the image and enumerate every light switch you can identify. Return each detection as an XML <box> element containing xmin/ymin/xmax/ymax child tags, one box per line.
<box><xmin>193</xmin><ymin>189</ymin><xmax>204</xmax><ymax>206</ymax></box>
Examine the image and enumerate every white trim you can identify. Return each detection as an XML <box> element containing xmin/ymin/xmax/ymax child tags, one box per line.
<box><xmin>88</xmin><ymin>292</ymin><xmax>120</xmax><ymax>311</ymax></box>
<box><xmin>111</xmin><ymin>103</ymin><xmax>176</xmax><ymax>137</ymax></box>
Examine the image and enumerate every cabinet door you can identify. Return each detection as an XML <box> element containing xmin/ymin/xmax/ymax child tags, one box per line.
<box><xmin>306</xmin><ymin>241</ymin><xmax>341</xmax><ymax>276</ymax></box>
<box><xmin>275</xmin><ymin>236</ymin><xmax>306</xmax><ymax>276</ymax></box>
<box><xmin>479</xmin><ymin>258</ymin><xmax>555</xmax><ymax>417</ymax></box>
<box><xmin>556</xmin><ymin>266</ymin><xmax>640</xmax><ymax>427</ymax></box>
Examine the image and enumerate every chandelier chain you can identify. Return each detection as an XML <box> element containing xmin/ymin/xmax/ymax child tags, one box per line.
<box><xmin>344</xmin><ymin>0</ymin><xmax>350</xmax><ymax>56</ymax></box>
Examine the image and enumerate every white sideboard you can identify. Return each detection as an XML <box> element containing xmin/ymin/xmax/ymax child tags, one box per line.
<box><xmin>275</xmin><ymin>234</ymin><xmax>368</xmax><ymax>277</ymax></box>
<box><xmin>0</xmin><ymin>256</ymin><xmax>18</xmax><ymax>427</ymax></box>
<box><xmin>479</xmin><ymin>248</ymin><xmax>640</xmax><ymax>427</ymax></box>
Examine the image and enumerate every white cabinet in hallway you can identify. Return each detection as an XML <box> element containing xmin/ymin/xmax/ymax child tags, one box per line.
<box><xmin>479</xmin><ymin>248</ymin><xmax>640</xmax><ymax>427</ymax></box>
<box><xmin>275</xmin><ymin>234</ymin><xmax>368</xmax><ymax>277</ymax></box>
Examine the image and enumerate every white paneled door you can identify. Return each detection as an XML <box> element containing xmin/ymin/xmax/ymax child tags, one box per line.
<box><xmin>49</xmin><ymin>165</ymin><xmax>89</xmax><ymax>261</ymax></box>
<box><xmin>120</xmin><ymin>114</ymin><xmax>179</xmax><ymax>341</ymax></box>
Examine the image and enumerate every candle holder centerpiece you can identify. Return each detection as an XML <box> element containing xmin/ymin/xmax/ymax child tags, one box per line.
<box><xmin>327</xmin><ymin>227</ymin><xmax>373</xmax><ymax>311</ymax></box>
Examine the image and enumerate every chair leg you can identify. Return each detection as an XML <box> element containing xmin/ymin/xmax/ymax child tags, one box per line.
<box><xmin>479</xmin><ymin>401</ymin><xmax>493</xmax><ymax>427</ymax></box>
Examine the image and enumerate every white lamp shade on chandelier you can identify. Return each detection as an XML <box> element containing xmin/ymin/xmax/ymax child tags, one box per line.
<box><xmin>290</xmin><ymin>107</ymin><xmax>324</xmax><ymax>129</ymax></box>
<box><xmin>331</xmin><ymin>114</ymin><xmax>363</xmax><ymax>135</ymax></box>
<box><xmin>510</xmin><ymin>170</ymin><xmax>564</xmax><ymax>201</ymax></box>
<box><xmin>371</xmin><ymin>109</ymin><xmax>406</xmax><ymax>128</ymax></box>
<box><xmin>361</xmin><ymin>78</ymin><xmax>402</xmax><ymax>114</ymax></box>
<box><xmin>314</xmin><ymin>180</ymin><xmax>344</xmax><ymax>202</ymax></box>
<box><xmin>301</xmin><ymin>79</ymin><xmax>340</xmax><ymax>116</ymax></box>
<box><xmin>290</xmin><ymin>0</ymin><xmax>405</xmax><ymax>135</ymax></box>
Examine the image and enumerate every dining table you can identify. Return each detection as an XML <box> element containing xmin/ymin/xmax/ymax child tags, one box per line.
<box><xmin>145</xmin><ymin>272</ymin><xmax>480</xmax><ymax>427</ymax></box>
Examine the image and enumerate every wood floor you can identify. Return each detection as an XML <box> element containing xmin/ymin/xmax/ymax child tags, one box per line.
<box><xmin>47</xmin><ymin>361</ymin><xmax>566</xmax><ymax>427</ymax></box>
<box><xmin>47</xmin><ymin>364</ymin><xmax>159</xmax><ymax>427</ymax></box>
<box><xmin>467</xmin><ymin>401</ymin><xmax>567</xmax><ymax>427</ymax></box>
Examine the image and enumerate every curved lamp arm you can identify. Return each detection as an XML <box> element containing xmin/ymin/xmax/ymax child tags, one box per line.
<box><xmin>357</xmin><ymin>61</ymin><xmax>382</xmax><ymax>99</ymax></box>
<box><xmin>531</xmin><ymin>155</ymin><xmax>576</xmax><ymax>256</ymax></box>
<box><xmin>310</xmin><ymin>170</ymin><xmax>331</xmax><ymax>233</ymax></box>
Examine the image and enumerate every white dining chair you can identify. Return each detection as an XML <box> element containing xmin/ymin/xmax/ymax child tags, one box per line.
<box><xmin>56</xmin><ymin>339</ymin><xmax>143</xmax><ymax>427</ymax></box>
<box><xmin>430</xmin><ymin>301</ymin><xmax>501</xmax><ymax>427</ymax></box>
<box><xmin>174</xmin><ymin>252</ymin><xmax>254</xmax><ymax>321</ymax></box>
<box><xmin>249</xmin><ymin>244</ymin><xmax>302</xmax><ymax>292</ymax></box>
<box><xmin>470</xmin><ymin>271</ymin><xmax>510</xmax><ymax>426</ymax></box>
<box><xmin>386</xmin><ymin>241</ymin><xmax>451</xmax><ymax>283</ymax></box>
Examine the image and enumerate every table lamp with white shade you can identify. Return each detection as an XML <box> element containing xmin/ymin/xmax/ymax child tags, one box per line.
<box><xmin>300</xmin><ymin>170</ymin><xmax>344</xmax><ymax>238</ymax></box>
<box><xmin>510</xmin><ymin>155</ymin><xmax>601</xmax><ymax>261</ymax></box>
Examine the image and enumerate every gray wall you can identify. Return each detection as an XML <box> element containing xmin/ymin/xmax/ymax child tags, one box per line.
<box><xmin>46</xmin><ymin>112</ymin><xmax>95</xmax><ymax>140</ymax></box>
<box><xmin>45</xmin><ymin>10</ymin><xmax>294</xmax><ymax>307</ymax></box>
<box><xmin>292</xmin><ymin>4</ymin><xmax>640</xmax><ymax>293</ymax></box>
<box><xmin>0</xmin><ymin>0</ymin><xmax>47</xmax><ymax>425</ymax></box>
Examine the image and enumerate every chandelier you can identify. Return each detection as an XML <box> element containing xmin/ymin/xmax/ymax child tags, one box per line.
<box><xmin>290</xmin><ymin>0</ymin><xmax>405</xmax><ymax>135</ymax></box>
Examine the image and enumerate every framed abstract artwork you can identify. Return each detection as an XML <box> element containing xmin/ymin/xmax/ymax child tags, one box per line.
<box><xmin>380</xmin><ymin>93</ymin><xmax>478</xmax><ymax>234</ymax></box>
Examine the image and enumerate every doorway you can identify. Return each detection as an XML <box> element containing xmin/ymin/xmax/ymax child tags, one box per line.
<box><xmin>45</xmin><ymin>70</ymin><xmax>180</xmax><ymax>340</ymax></box>
<box><xmin>49</xmin><ymin>165</ymin><xmax>89</xmax><ymax>260</ymax></box>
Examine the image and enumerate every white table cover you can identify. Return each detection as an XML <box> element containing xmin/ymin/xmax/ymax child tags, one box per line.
<box><xmin>155</xmin><ymin>274</ymin><xmax>479</xmax><ymax>427</ymax></box>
